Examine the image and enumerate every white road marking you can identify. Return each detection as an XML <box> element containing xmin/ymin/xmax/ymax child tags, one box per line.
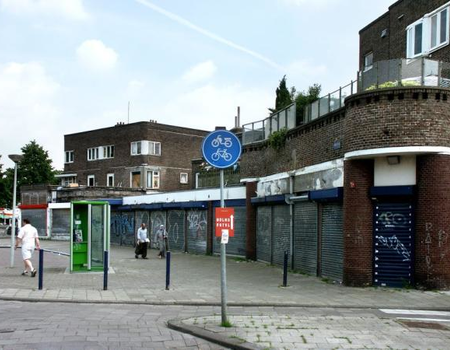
<box><xmin>379</xmin><ymin>309</ymin><xmax>450</xmax><ymax>317</ymax></box>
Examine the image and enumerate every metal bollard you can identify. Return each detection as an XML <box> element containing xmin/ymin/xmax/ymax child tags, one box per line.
<box><xmin>38</xmin><ymin>249</ymin><xmax>44</xmax><ymax>290</ymax></box>
<box><xmin>283</xmin><ymin>250</ymin><xmax>288</xmax><ymax>287</ymax></box>
<box><xmin>166</xmin><ymin>251</ymin><xmax>171</xmax><ymax>290</ymax></box>
<box><xmin>103</xmin><ymin>250</ymin><xmax>108</xmax><ymax>291</ymax></box>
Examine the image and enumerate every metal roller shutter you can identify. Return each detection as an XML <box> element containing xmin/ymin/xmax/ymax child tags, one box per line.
<box><xmin>21</xmin><ymin>209</ymin><xmax>47</xmax><ymax>237</ymax></box>
<box><xmin>272</xmin><ymin>205</ymin><xmax>291</xmax><ymax>267</ymax></box>
<box><xmin>293</xmin><ymin>202</ymin><xmax>318</xmax><ymax>275</ymax></box>
<box><xmin>186</xmin><ymin>209</ymin><xmax>208</xmax><ymax>254</ymax></box>
<box><xmin>111</xmin><ymin>211</ymin><xmax>135</xmax><ymax>246</ymax></box>
<box><xmin>150</xmin><ymin>211</ymin><xmax>166</xmax><ymax>249</ymax></box>
<box><xmin>51</xmin><ymin>209</ymin><xmax>70</xmax><ymax>239</ymax></box>
<box><xmin>374</xmin><ymin>202</ymin><xmax>414</xmax><ymax>288</ymax></box>
<box><xmin>213</xmin><ymin>206</ymin><xmax>246</xmax><ymax>256</ymax></box>
<box><xmin>321</xmin><ymin>203</ymin><xmax>344</xmax><ymax>281</ymax></box>
<box><xmin>167</xmin><ymin>210</ymin><xmax>185</xmax><ymax>252</ymax></box>
<box><xmin>256</xmin><ymin>206</ymin><xmax>272</xmax><ymax>263</ymax></box>
<box><xmin>135</xmin><ymin>210</ymin><xmax>150</xmax><ymax>229</ymax></box>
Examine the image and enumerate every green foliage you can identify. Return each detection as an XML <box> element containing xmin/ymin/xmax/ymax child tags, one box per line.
<box><xmin>366</xmin><ymin>80</ymin><xmax>420</xmax><ymax>90</ymax></box>
<box><xmin>269</xmin><ymin>75</ymin><xmax>294</xmax><ymax>114</ymax></box>
<box><xmin>18</xmin><ymin>140</ymin><xmax>56</xmax><ymax>186</ymax></box>
<box><xmin>295</xmin><ymin>84</ymin><xmax>321</xmax><ymax>123</ymax></box>
<box><xmin>0</xmin><ymin>157</ymin><xmax>12</xmax><ymax>207</ymax></box>
<box><xmin>221</xmin><ymin>320</ymin><xmax>233</xmax><ymax>328</ymax></box>
<box><xmin>267</xmin><ymin>128</ymin><xmax>288</xmax><ymax>151</ymax></box>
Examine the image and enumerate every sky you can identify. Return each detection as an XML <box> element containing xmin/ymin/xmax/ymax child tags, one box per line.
<box><xmin>0</xmin><ymin>0</ymin><xmax>397</xmax><ymax>170</ymax></box>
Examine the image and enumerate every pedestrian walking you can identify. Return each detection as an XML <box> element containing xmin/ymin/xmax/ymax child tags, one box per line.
<box><xmin>15</xmin><ymin>218</ymin><xmax>40</xmax><ymax>277</ymax></box>
<box><xmin>135</xmin><ymin>223</ymin><xmax>149</xmax><ymax>259</ymax></box>
<box><xmin>156</xmin><ymin>224</ymin><xmax>168</xmax><ymax>259</ymax></box>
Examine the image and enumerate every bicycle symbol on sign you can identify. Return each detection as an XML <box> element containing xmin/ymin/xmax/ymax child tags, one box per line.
<box><xmin>211</xmin><ymin>135</ymin><xmax>232</xmax><ymax>148</ymax></box>
<box><xmin>211</xmin><ymin>148</ymin><xmax>232</xmax><ymax>162</ymax></box>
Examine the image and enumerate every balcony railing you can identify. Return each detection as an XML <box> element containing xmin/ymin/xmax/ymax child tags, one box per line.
<box><xmin>242</xmin><ymin>103</ymin><xmax>296</xmax><ymax>145</ymax></box>
<box><xmin>359</xmin><ymin>58</ymin><xmax>450</xmax><ymax>91</ymax></box>
<box><xmin>242</xmin><ymin>58</ymin><xmax>450</xmax><ymax>146</ymax></box>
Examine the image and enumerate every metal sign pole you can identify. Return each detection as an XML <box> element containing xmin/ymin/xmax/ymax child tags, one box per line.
<box><xmin>220</xmin><ymin>169</ymin><xmax>228</xmax><ymax>325</ymax></box>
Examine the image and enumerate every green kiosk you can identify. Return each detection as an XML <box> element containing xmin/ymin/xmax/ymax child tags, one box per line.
<box><xmin>70</xmin><ymin>201</ymin><xmax>110</xmax><ymax>272</ymax></box>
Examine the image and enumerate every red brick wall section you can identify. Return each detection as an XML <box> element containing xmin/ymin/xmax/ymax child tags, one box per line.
<box><xmin>415</xmin><ymin>154</ymin><xmax>450</xmax><ymax>289</ymax></box>
<box><xmin>344</xmin><ymin>88</ymin><xmax>450</xmax><ymax>154</ymax></box>
<box><xmin>343</xmin><ymin>159</ymin><xmax>374</xmax><ymax>287</ymax></box>
<box><xmin>245</xmin><ymin>182</ymin><xmax>257</xmax><ymax>260</ymax></box>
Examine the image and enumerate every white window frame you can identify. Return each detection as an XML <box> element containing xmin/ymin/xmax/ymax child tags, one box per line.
<box><xmin>87</xmin><ymin>175</ymin><xmax>95</xmax><ymax>187</ymax></box>
<box><xmin>180</xmin><ymin>172</ymin><xmax>188</xmax><ymax>184</ymax></box>
<box><xmin>406</xmin><ymin>3</ymin><xmax>450</xmax><ymax>58</ymax></box>
<box><xmin>103</xmin><ymin>145</ymin><xmax>115</xmax><ymax>159</ymax></box>
<box><xmin>131</xmin><ymin>141</ymin><xmax>142</xmax><ymax>155</ymax></box>
<box><xmin>87</xmin><ymin>147</ymin><xmax>99</xmax><ymax>161</ymax></box>
<box><xmin>147</xmin><ymin>170</ymin><xmax>160</xmax><ymax>189</ymax></box>
<box><xmin>363</xmin><ymin>52</ymin><xmax>373</xmax><ymax>71</ymax></box>
<box><xmin>148</xmin><ymin>141</ymin><xmax>161</xmax><ymax>156</ymax></box>
<box><xmin>62</xmin><ymin>176</ymin><xmax>76</xmax><ymax>186</ymax></box>
<box><xmin>107</xmin><ymin>173</ymin><xmax>114</xmax><ymax>187</ymax></box>
<box><xmin>65</xmin><ymin>150</ymin><xmax>74</xmax><ymax>164</ymax></box>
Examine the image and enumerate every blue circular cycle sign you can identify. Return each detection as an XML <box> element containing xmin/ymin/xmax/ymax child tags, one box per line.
<box><xmin>202</xmin><ymin>130</ymin><xmax>241</xmax><ymax>169</ymax></box>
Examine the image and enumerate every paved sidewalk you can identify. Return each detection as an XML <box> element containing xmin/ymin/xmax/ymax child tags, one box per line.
<box><xmin>1</xmin><ymin>238</ymin><xmax>450</xmax><ymax>349</ymax></box>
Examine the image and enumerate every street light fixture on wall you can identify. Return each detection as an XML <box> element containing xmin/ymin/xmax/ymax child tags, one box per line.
<box><xmin>8</xmin><ymin>154</ymin><xmax>23</xmax><ymax>268</ymax></box>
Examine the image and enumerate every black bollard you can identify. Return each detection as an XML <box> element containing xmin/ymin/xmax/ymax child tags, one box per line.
<box><xmin>283</xmin><ymin>250</ymin><xmax>288</xmax><ymax>287</ymax></box>
<box><xmin>166</xmin><ymin>251</ymin><xmax>171</xmax><ymax>290</ymax></box>
<box><xmin>103</xmin><ymin>250</ymin><xmax>108</xmax><ymax>291</ymax></box>
<box><xmin>38</xmin><ymin>249</ymin><xmax>44</xmax><ymax>290</ymax></box>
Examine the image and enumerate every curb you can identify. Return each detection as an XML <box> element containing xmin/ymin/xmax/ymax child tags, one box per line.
<box><xmin>1</xmin><ymin>296</ymin><xmax>450</xmax><ymax>311</ymax></box>
<box><xmin>167</xmin><ymin>318</ymin><xmax>262</xmax><ymax>350</ymax></box>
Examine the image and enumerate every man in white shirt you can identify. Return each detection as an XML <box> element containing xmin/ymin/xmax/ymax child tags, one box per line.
<box><xmin>15</xmin><ymin>218</ymin><xmax>40</xmax><ymax>277</ymax></box>
<box><xmin>135</xmin><ymin>223</ymin><xmax>148</xmax><ymax>259</ymax></box>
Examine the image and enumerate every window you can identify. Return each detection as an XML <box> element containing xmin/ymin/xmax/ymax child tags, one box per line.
<box><xmin>147</xmin><ymin>171</ymin><xmax>160</xmax><ymax>189</ymax></box>
<box><xmin>149</xmin><ymin>141</ymin><xmax>161</xmax><ymax>156</ymax></box>
<box><xmin>131</xmin><ymin>141</ymin><xmax>142</xmax><ymax>155</ymax></box>
<box><xmin>364</xmin><ymin>52</ymin><xmax>373</xmax><ymax>71</ymax></box>
<box><xmin>87</xmin><ymin>147</ymin><xmax>99</xmax><ymax>161</ymax></box>
<box><xmin>407</xmin><ymin>4</ymin><xmax>450</xmax><ymax>58</ymax></box>
<box><xmin>62</xmin><ymin>176</ymin><xmax>76</xmax><ymax>186</ymax></box>
<box><xmin>180</xmin><ymin>173</ymin><xmax>188</xmax><ymax>184</ymax></box>
<box><xmin>103</xmin><ymin>145</ymin><xmax>115</xmax><ymax>159</ymax></box>
<box><xmin>131</xmin><ymin>140</ymin><xmax>161</xmax><ymax>156</ymax></box>
<box><xmin>87</xmin><ymin>175</ymin><xmax>95</xmax><ymax>187</ymax></box>
<box><xmin>131</xmin><ymin>171</ymin><xmax>141</xmax><ymax>188</ymax></box>
<box><xmin>65</xmin><ymin>151</ymin><xmax>74</xmax><ymax>163</ymax></box>
<box><xmin>107</xmin><ymin>174</ymin><xmax>114</xmax><ymax>187</ymax></box>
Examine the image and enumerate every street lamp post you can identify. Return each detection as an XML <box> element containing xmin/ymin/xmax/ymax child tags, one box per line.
<box><xmin>8</xmin><ymin>154</ymin><xmax>23</xmax><ymax>268</ymax></box>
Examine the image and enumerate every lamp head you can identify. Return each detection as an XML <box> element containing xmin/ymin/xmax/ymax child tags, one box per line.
<box><xmin>8</xmin><ymin>154</ymin><xmax>23</xmax><ymax>163</ymax></box>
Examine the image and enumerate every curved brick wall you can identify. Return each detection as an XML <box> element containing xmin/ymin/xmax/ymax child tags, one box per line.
<box><xmin>344</xmin><ymin>87</ymin><xmax>450</xmax><ymax>153</ymax></box>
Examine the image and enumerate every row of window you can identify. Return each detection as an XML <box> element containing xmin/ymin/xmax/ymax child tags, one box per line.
<box><xmin>407</xmin><ymin>3</ymin><xmax>449</xmax><ymax>58</ymax></box>
<box><xmin>64</xmin><ymin>140</ymin><xmax>162</xmax><ymax>163</ymax></box>
<box><xmin>62</xmin><ymin>172</ymin><xmax>189</xmax><ymax>188</ymax></box>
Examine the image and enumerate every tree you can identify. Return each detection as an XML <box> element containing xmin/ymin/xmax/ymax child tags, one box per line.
<box><xmin>18</xmin><ymin>140</ymin><xmax>56</xmax><ymax>187</ymax></box>
<box><xmin>269</xmin><ymin>75</ymin><xmax>295</xmax><ymax>114</ymax></box>
<box><xmin>0</xmin><ymin>156</ymin><xmax>11</xmax><ymax>208</ymax></box>
<box><xmin>295</xmin><ymin>83</ymin><xmax>321</xmax><ymax>123</ymax></box>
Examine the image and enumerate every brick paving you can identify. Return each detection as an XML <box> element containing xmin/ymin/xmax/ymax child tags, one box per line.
<box><xmin>1</xmin><ymin>238</ymin><xmax>450</xmax><ymax>349</ymax></box>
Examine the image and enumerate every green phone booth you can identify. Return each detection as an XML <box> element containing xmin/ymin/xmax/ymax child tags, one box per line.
<box><xmin>70</xmin><ymin>201</ymin><xmax>110</xmax><ymax>272</ymax></box>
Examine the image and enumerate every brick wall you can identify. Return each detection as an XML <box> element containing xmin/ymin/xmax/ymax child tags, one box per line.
<box><xmin>343</xmin><ymin>159</ymin><xmax>374</xmax><ymax>287</ymax></box>
<box><xmin>415</xmin><ymin>154</ymin><xmax>450</xmax><ymax>289</ymax></box>
<box><xmin>64</xmin><ymin>122</ymin><xmax>208</xmax><ymax>191</ymax></box>
<box><xmin>241</xmin><ymin>109</ymin><xmax>345</xmax><ymax>178</ymax></box>
<box><xmin>344</xmin><ymin>88</ymin><xmax>450</xmax><ymax>153</ymax></box>
<box><xmin>360</xmin><ymin>0</ymin><xmax>450</xmax><ymax>66</ymax></box>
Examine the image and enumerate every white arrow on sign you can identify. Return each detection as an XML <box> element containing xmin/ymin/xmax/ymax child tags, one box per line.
<box><xmin>230</xmin><ymin>215</ymin><xmax>234</xmax><ymax>230</ymax></box>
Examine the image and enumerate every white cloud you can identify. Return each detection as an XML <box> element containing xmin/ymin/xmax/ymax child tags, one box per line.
<box><xmin>0</xmin><ymin>62</ymin><xmax>64</xmax><ymax>169</ymax></box>
<box><xmin>76</xmin><ymin>40</ymin><xmax>118</xmax><ymax>71</ymax></box>
<box><xmin>285</xmin><ymin>59</ymin><xmax>327</xmax><ymax>88</ymax></box>
<box><xmin>0</xmin><ymin>0</ymin><xmax>89</xmax><ymax>20</ymax></box>
<box><xmin>159</xmin><ymin>84</ymin><xmax>273</xmax><ymax>131</ymax></box>
<box><xmin>182</xmin><ymin>61</ymin><xmax>217</xmax><ymax>84</ymax></box>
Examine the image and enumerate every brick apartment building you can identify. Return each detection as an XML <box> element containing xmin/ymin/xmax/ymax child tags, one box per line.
<box><xmin>110</xmin><ymin>0</ymin><xmax>450</xmax><ymax>290</ymax></box>
<box><xmin>58</xmin><ymin>121</ymin><xmax>209</xmax><ymax>192</ymax></box>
